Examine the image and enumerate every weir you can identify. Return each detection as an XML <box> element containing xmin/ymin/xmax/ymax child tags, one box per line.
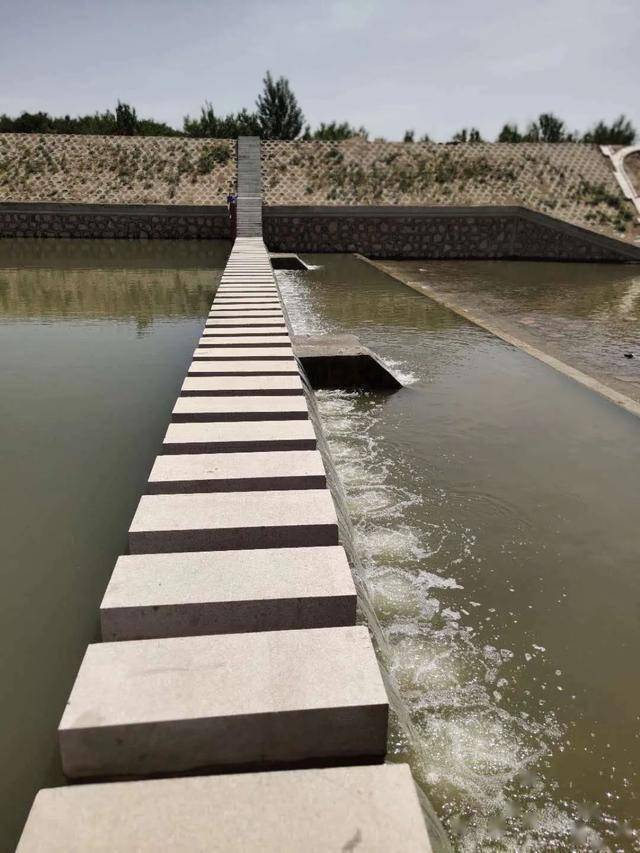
<box><xmin>17</xmin><ymin>140</ymin><xmax>434</xmax><ymax>850</ymax></box>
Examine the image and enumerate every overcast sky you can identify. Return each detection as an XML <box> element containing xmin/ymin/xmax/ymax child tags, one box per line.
<box><xmin>1</xmin><ymin>0</ymin><xmax>637</xmax><ymax>140</ymax></box>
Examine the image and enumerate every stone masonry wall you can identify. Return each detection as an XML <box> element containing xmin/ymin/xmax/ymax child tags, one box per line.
<box><xmin>0</xmin><ymin>204</ymin><xmax>230</xmax><ymax>240</ymax></box>
<box><xmin>263</xmin><ymin>207</ymin><xmax>639</xmax><ymax>262</ymax></box>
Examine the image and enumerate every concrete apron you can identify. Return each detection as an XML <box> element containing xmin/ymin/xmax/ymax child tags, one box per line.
<box><xmin>18</xmin><ymin>226</ymin><xmax>433</xmax><ymax>845</ymax></box>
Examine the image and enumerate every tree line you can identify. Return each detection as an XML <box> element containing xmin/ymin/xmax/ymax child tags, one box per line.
<box><xmin>0</xmin><ymin>72</ymin><xmax>636</xmax><ymax>146</ymax></box>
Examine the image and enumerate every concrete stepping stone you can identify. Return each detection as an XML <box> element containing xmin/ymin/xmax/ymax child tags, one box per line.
<box><xmin>210</xmin><ymin>307</ymin><xmax>284</xmax><ymax>314</ymax></box>
<box><xmin>208</xmin><ymin>313</ymin><xmax>285</xmax><ymax>320</ymax></box>
<box><xmin>205</xmin><ymin>319</ymin><xmax>286</xmax><ymax>328</ymax></box>
<box><xmin>99</xmin><ymin>545</ymin><xmax>355</xmax><ymax>640</ymax></box>
<box><xmin>181</xmin><ymin>375</ymin><xmax>304</xmax><ymax>396</ymax></box>
<box><xmin>145</xmin><ymin>450</ymin><xmax>326</xmax><ymax>493</ymax></box>
<box><xmin>202</xmin><ymin>326</ymin><xmax>291</xmax><ymax>343</ymax></box>
<box><xmin>17</xmin><ymin>764</ymin><xmax>432</xmax><ymax>853</ymax></box>
<box><xmin>193</xmin><ymin>347</ymin><xmax>294</xmax><ymax>359</ymax></box>
<box><xmin>128</xmin><ymin>489</ymin><xmax>338</xmax><ymax>552</ymax></box>
<box><xmin>198</xmin><ymin>335</ymin><xmax>291</xmax><ymax>347</ymax></box>
<box><xmin>212</xmin><ymin>299</ymin><xmax>280</xmax><ymax>304</ymax></box>
<box><xmin>171</xmin><ymin>395</ymin><xmax>309</xmax><ymax>422</ymax></box>
<box><xmin>187</xmin><ymin>360</ymin><xmax>299</xmax><ymax>376</ymax></box>
<box><xmin>57</xmin><ymin>626</ymin><xmax>388</xmax><ymax>779</ymax></box>
<box><xmin>161</xmin><ymin>421</ymin><xmax>316</xmax><ymax>453</ymax></box>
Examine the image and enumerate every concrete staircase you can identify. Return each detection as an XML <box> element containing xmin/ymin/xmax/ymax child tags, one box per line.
<box><xmin>16</xmin><ymin>143</ymin><xmax>433</xmax><ymax>852</ymax></box>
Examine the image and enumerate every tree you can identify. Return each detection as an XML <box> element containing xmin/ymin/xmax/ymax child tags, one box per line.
<box><xmin>183</xmin><ymin>103</ymin><xmax>261</xmax><ymax>138</ymax></box>
<box><xmin>582</xmin><ymin>115</ymin><xmax>636</xmax><ymax>145</ymax></box>
<box><xmin>115</xmin><ymin>101</ymin><xmax>137</xmax><ymax>135</ymax></box>
<box><xmin>403</xmin><ymin>129</ymin><xmax>415</xmax><ymax>143</ymax></box>
<box><xmin>497</xmin><ymin>123</ymin><xmax>522</xmax><ymax>142</ymax></box>
<box><xmin>451</xmin><ymin>127</ymin><xmax>483</xmax><ymax>143</ymax></box>
<box><xmin>256</xmin><ymin>71</ymin><xmax>304</xmax><ymax>140</ymax></box>
<box><xmin>523</xmin><ymin>112</ymin><xmax>567</xmax><ymax>142</ymax></box>
<box><xmin>302</xmin><ymin>121</ymin><xmax>367</xmax><ymax>141</ymax></box>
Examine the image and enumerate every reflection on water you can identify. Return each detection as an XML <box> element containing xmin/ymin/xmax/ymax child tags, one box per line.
<box><xmin>278</xmin><ymin>256</ymin><xmax>640</xmax><ymax>852</ymax></box>
<box><xmin>383</xmin><ymin>260</ymin><xmax>640</xmax><ymax>404</ymax></box>
<box><xmin>0</xmin><ymin>239</ymin><xmax>229</xmax><ymax>327</ymax></box>
<box><xmin>0</xmin><ymin>240</ymin><xmax>225</xmax><ymax>851</ymax></box>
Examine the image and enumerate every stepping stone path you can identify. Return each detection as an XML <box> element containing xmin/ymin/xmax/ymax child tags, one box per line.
<box><xmin>17</xmin><ymin>139</ymin><xmax>433</xmax><ymax>851</ymax></box>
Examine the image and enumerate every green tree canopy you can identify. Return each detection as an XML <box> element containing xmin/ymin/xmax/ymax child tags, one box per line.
<box><xmin>303</xmin><ymin>121</ymin><xmax>368</xmax><ymax>141</ymax></box>
<box><xmin>451</xmin><ymin>127</ymin><xmax>483</xmax><ymax>143</ymax></box>
<box><xmin>183</xmin><ymin>103</ymin><xmax>260</xmax><ymax>138</ymax></box>
<box><xmin>256</xmin><ymin>71</ymin><xmax>304</xmax><ymax>140</ymax></box>
<box><xmin>582</xmin><ymin>115</ymin><xmax>636</xmax><ymax>145</ymax></box>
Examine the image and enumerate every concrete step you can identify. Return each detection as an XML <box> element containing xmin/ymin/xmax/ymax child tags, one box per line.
<box><xmin>17</xmin><ymin>764</ymin><xmax>432</xmax><ymax>853</ymax></box>
<box><xmin>171</xmin><ymin>395</ymin><xmax>309</xmax><ymax>422</ymax></box>
<box><xmin>181</xmin><ymin>375</ymin><xmax>304</xmax><ymax>396</ymax></box>
<box><xmin>211</xmin><ymin>299</ymin><xmax>281</xmax><ymax>305</ymax></box>
<box><xmin>200</xmin><ymin>330</ymin><xmax>292</xmax><ymax>340</ymax></box>
<box><xmin>100</xmin><ymin>545</ymin><xmax>355</xmax><ymax>640</ymax></box>
<box><xmin>187</xmin><ymin>360</ymin><xmax>298</xmax><ymax>376</ymax></box>
<box><xmin>208</xmin><ymin>313</ymin><xmax>285</xmax><ymax>320</ymax></box>
<box><xmin>145</xmin><ymin>450</ymin><xmax>326</xmax><ymax>493</ymax></box>
<box><xmin>58</xmin><ymin>626</ymin><xmax>388</xmax><ymax>779</ymax></box>
<box><xmin>198</xmin><ymin>335</ymin><xmax>292</xmax><ymax>347</ymax></box>
<box><xmin>128</xmin><ymin>489</ymin><xmax>338</xmax><ymax>552</ymax></box>
<box><xmin>192</xmin><ymin>347</ymin><xmax>294</xmax><ymax>359</ymax></box>
<box><xmin>162</xmin><ymin>421</ymin><xmax>316</xmax><ymax>453</ymax></box>
<box><xmin>205</xmin><ymin>320</ymin><xmax>286</xmax><ymax>329</ymax></box>
<box><xmin>210</xmin><ymin>307</ymin><xmax>284</xmax><ymax>314</ymax></box>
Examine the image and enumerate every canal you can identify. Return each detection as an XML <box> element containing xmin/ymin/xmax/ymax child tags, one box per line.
<box><xmin>0</xmin><ymin>239</ymin><xmax>228</xmax><ymax>851</ymax></box>
<box><xmin>1</xmin><ymin>242</ymin><xmax>638</xmax><ymax>852</ymax></box>
<box><xmin>278</xmin><ymin>255</ymin><xmax>640</xmax><ymax>852</ymax></box>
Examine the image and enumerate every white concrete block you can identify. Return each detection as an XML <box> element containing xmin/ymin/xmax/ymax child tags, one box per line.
<box><xmin>171</xmin><ymin>395</ymin><xmax>309</xmax><ymax>422</ymax></box>
<box><xmin>205</xmin><ymin>319</ymin><xmax>286</xmax><ymax>328</ymax></box>
<box><xmin>201</xmin><ymin>329</ymin><xmax>290</xmax><ymax>340</ymax></box>
<box><xmin>187</xmin><ymin>360</ymin><xmax>299</xmax><ymax>376</ymax></box>
<box><xmin>193</xmin><ymin>347</ymin><xmax>294</xmax><ymax>359</ymax></box>
<box><xmin>198</xmin><ymin>335</ymin><xmax>291</xmax><ymax>347</ymax></box>
<box><xmin>146</xmin><ymin>450</ymin><xmax>326</xmax><ymax>493</ymax></box>
<box><xmin>181</xmin><ymin>375</ymin><xmax>304</xmax><ymax>396</ymax></box>
<box><xmin>100</xmin><ymin>545</ymin><xmax>355</xmax><ymax>640</ymax></box>
<box><xmin>209</xmin><ymin>310</ymin><xmax>284</xmax><ymax>317</ymax></box>
<box><xmin>58</xmin><ymin>626</ymin><xmax>388</xmax><ymax>778</ymax></box>
<box><xmin>162</xmin><ymin>421</ymin><xmax>316</xmax><ymax>453</ymax></box>
<box><xmin>17</xmin><ymin>764</ymin><xmax>431</xmax><ymax>853</ymax></box>
<box><xmin>128</xmin><ymin>489</ymin><xmax>338</xmax><ymax>552</ymax></box>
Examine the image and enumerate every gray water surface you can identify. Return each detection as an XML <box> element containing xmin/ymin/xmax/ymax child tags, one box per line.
<box><xmin>0</xmin><ymin>239</ymin><xmax>227</xmax><ymax>851</ymax></box>
<box><xmin>278</xmin><ymin>255</ymin><xmax>640</xmax><ymax>852</ymax></box>
<box><xmin>383</xmin><ymin>260</ymin><xmax>640</xmax><ymax>404</ymax></box>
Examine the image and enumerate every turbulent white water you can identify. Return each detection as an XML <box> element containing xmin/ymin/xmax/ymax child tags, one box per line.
<box><xmin>278</xmin><ymin>264</ymin><xmax>640</xmax><ymax>853</ymax></box>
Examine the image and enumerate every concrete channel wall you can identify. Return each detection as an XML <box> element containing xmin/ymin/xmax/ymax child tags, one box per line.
<box><xmin>16</xmin><ymin>141</ymin><xmax>433</xmax><ymax>851</ymax></box>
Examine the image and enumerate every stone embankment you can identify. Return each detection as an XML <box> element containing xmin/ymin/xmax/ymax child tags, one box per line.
<box><xmin>2</xmin><ymin>134</ymin><xmax>640</xmax><ymax>258</ymax></box>
<box><xmin>16</xmin><ymin>223</ymin><xmax>432</xmax><ymax>848</ymax></box>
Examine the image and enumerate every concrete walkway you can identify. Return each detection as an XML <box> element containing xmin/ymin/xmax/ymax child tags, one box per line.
<box><xmin>17</xmin><ymin>144</ymin><xmax>433</xmax><ymax>851</ymax></box>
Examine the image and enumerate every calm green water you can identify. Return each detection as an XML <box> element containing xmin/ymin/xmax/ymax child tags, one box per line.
<box><xmin>278</xmin><ymin>256</ymin><xmax>640</xmax><ymax>852</ymax></box>
<box><xmin>0</xmin><ymin>239</ymin><xmax>228</xmax><ymax>851</ymax></box>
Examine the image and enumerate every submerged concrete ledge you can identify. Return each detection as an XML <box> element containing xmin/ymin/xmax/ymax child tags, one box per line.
<box><xmin>292</xmin><ymin>333</ymin><xmax>402</xmax><ymax>391</ymax></box>
<box><xmin>18</xmin><ymin>764</ymin><xmax>432</xmax><ymax>852</ymax></box>
<box><xmin>58</xmin><ymin>626</ymin><xmax>388</xmax><ymax>779</ymax></box>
